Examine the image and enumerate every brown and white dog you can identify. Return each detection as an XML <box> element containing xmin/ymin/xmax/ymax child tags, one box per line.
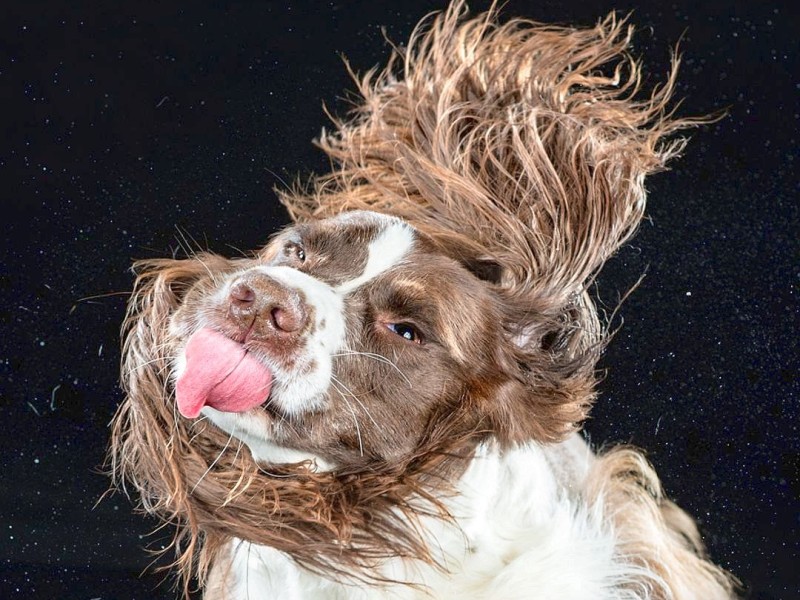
<box><xmin>110</xmin><ymin>3</ymin><xmax>737</xmax><ymax>599</ymax></box>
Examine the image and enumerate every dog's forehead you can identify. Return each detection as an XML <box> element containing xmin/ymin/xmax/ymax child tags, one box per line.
<box><xmin>329</xmin><ymin>212</ymin><xmax>417</xmax><ymax>294</ymax></box>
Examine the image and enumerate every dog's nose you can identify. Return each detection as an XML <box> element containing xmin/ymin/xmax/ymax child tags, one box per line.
<box><xmin>230</xmin><ymin>281</ymin><xmax>256</xmax><ymax>305</ymax></box>
<box><xmin>228</xmin><ymin>276</ymin><xmax>308</xmax><ymax>338</ymax></box>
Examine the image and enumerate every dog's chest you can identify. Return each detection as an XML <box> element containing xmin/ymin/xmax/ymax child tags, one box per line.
<box><xmin>214</xmin><ymin>438</ymin><xmax>641</xmax><ymax>600</ymax></box>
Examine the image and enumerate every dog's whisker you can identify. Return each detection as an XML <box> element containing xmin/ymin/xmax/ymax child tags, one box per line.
<box><xmin>191</xmin><ymin>426</ymin><xmax>236</xmax><ymax>494</ymax></box>
<box><xmin>330</xmin><ymin>375</ymin><xmax>383</xmax><ymax>433</ymax></box>
<box><xmin>188</xmin><ymin>417</ymin><xmax>209</xmax><ymax>444</ymax></box>
<box><xmin>173</xmin><ymin>225</ymin><xmax>203</xmax><ymax>259</ymax></box>
<box><xmin>333</xmin><ymin>350</ymin><xmax>413</xmax><ymax>388</ymax></box>
<box><xmin>222</xmin><ymin>438</ymin><xmax>251</xmax><ymax>506</ymax></box>
<box><xmin>330</xmin><ymin>377</ymin><xmax>365</xmax><ymax>457</ymax></box>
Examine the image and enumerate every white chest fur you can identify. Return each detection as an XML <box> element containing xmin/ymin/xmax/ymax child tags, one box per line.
<box><xmin>215</xmin><ymin>437</ymin><xmax>653</xmax><ymax>600</ymax></box>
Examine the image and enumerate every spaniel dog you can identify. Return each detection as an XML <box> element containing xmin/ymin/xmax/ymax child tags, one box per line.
<box><xmin>111</xmin><ymin>3</ymin><xmax>737</xmax><ymax>598</ymax></box>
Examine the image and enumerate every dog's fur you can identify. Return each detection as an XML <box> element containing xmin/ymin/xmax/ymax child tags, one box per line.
<box><xmin>110</xmin><ymin>3</ymin><xmax>737</xmax><ymax>598</ymax></box>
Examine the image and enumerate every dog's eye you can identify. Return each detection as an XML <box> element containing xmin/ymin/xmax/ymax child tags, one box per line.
<box><xmin>384</xmin><ymin>322</ymin><xmax>422</xmax><ymax>344</ymax></box>
<box><xmin>283</xmin><ymin>242</ymin><xmax>306</xmax><ymax>263</ymax></box>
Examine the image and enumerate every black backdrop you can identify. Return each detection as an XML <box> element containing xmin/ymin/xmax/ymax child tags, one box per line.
<box><xmin>1</xmin><ymin>1</ymin><xmax>797</xmax><ymax>598</ymax></box>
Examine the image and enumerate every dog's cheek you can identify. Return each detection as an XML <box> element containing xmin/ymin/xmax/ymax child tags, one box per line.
<box><xmin>168</xmin><ymin>276</ymin><xmax>230</xmax><ymax>340</ymax></box>
<box><xmin>318</xmin><ymin>380</ymin><xmax>429</xmax><ymax>462</ymax></box>
<box><xmin>168</xmin><ymin>303</ymin><xmax>196</xmax><ymax>341</ymax></box>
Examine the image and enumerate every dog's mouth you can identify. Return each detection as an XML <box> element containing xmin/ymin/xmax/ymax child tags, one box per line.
<box><xmin>175</xmin><ymin>328</ymin><xmax>274</xmax><ymax>419</ymax></box>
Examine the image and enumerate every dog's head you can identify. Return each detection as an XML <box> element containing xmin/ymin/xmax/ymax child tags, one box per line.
<box><xmin>112</xmin><ymin>209</ymin><xmax>599</xmax><ymax>588</ymax></box>
<box><xmin>110</xmin><ymin>2</ymin><xmax>702</xmax><ymax>590</ymax></box>
<box><xmin>149</xmin><ymin>210</ymin><xmax>591</xmax><ymax>470</ymax></box>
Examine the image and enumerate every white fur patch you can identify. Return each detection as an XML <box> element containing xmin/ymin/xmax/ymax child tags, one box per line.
<box><xmin>335</xmin><ymin>218</ymin><xmax>415</xmax><ymax>295</ymax></box>
<box><xmin>227</xmin><ymin>540</ymin><xmax>337</xmax><ymax>599</ymax></box>
<box><xmin>220</xmin><ymin>437</ymin><xmax>656</xmax><ymax>599</ymax></box>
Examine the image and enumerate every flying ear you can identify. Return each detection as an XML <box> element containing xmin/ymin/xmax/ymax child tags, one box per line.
<box><xmin>113</xmin><ymin>254</ymin><xmax>233</xmax><ymax>505</ymax></box>
<box><xmin>114</xmin><ymin>253</ymin><xmax>232</xmax><ymax>478</ymax></box>
<box><xmin>110</xmin><ymin>253</ymin><xmax>239</xmax><ymax>592</ymax></box>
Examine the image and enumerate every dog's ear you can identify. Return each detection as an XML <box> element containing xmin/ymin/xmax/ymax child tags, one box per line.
<box><xmin>109</xmin><ymin>253</ymin><xmax>236</xmax><ymax>591</ymax></box>
<box><xmin>474</xmin><ymin>290</ymin><xmax>601</xmax><ymax>444</ymax></box>
<box><xmin>112</xmin><ymin>253</ymin><xmax>266</xmax><ymax>591</ymax></box>
<box><xmin>112</xmin><ymin>253</ymin><xmax>231</xmax><ymax>481</ymax></box>
<box><xmin>284</xmin><ymin>7</ymin><xmax>703</xmax><ymax>310</ymax></box>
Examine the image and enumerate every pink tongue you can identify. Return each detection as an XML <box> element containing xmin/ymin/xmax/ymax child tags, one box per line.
<box><xmin>175</xmin><ymin>328</ymin><xmax>273</xmax><ymax>419</ymax></box>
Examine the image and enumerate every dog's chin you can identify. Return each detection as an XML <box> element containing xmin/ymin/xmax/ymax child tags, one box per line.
<box><xmin>200</xmin><ymin>405</ymin><xmax>336</xmax><ymax>472</ymax></box>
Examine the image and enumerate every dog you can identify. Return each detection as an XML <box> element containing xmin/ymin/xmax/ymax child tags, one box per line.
<box><xmin>110</xmin><ymin>3</ymin><xmax>738</xmax><ymax>598</ymax></box>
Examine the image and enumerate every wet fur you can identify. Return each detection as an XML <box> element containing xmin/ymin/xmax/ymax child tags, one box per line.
<box><xmin>110</xmin><ymin>3</ymin><xmax>737</xmax><ymax>598</ymax></box>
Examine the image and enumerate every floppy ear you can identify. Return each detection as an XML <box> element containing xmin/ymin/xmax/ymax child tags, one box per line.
<box><xmin>112</xmin><ymin>252</ymin><xmax>235</xmax><ymax>482</ymax></box>
<box><xmin>282</xmin><ymin>7</ymin><xmax>703</xmax><ymax>308</ymax></box>
<box><xmin>109</xmin><ymin>253</ymin><xmax>235</xmax><ymax>592</ymax></box>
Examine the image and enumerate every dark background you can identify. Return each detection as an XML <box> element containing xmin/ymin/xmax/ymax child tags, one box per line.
<box><xmin>1</xmin><ymin>1</ymin><xmax>797</xmax><ymax>598</ymax></box>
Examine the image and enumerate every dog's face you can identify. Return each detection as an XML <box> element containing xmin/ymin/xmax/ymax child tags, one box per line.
<box><xmin>167</xmin><ymin>211</ymin><xmax>515</xmax><ymax>467</ymax></box>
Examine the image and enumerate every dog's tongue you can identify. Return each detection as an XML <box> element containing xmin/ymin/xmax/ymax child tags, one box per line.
<box><xmin>175</xmin><ymin>328</ymin><xmax>273</xmax><ymax>419</ymax></box>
